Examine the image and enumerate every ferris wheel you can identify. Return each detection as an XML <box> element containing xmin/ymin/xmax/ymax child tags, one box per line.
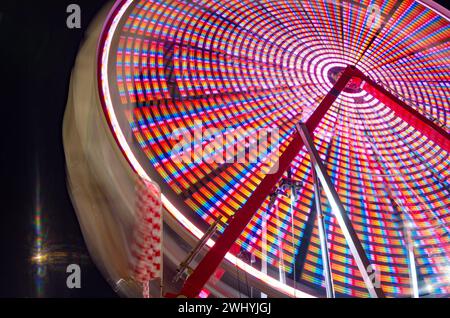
<box><xmin>65</xmin><ymin>0</ymin><xmax>450</xmax><ymax>298</ymax></box>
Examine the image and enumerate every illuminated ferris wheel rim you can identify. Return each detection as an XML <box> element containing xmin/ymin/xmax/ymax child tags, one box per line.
<box><xmin>98</xmin><ymin>0</ymin><xmax>316</xmax><ymax>298</ymax></box>
<box><xmin>97</xmin><ymin>0</ymin><xmax>450</xmax><ymax>298</ymax></box>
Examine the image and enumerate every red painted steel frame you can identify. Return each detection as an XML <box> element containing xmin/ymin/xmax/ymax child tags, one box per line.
<box><xmin>176</xmin><ymin>66</ymin><xmax>356</xmax><ymax>298</ymax></box>
<box><xmin>352</xmin><ymin>69</ymin><xmax>450</xmax><ymax>153</ymax></box>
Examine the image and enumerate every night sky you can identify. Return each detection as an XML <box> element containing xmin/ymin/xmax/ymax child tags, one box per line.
<box><xmin>0</xmin><ymin>0</ymin><xmax>448</xmax><ymax>298</ymax></box>
<box><xmin>0</xmin><ymin>0</ymin><xmax>115</xmax><ymax>298</ymax></box>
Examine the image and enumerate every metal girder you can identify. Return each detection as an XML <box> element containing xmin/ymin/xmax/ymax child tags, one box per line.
<box><xmin>297</xmin><ymin>123</ymin><xmax>385</xmax><ymax>298</ymax></box>
<box><xmin>405</xmin><ymin>228</ymin><xmax>419</xmax><ymax>298</ymax></box>
<box><xmin>313</xmin><ymin>171</ymin><xmax>335</xmax><ymax>298</ymax></box>
<box><xmin>176</xmin><ymin>66</ymin><xmax>356</xmax><ymax>298</ymax></box>
<box><xmin>174</xmin><ymin>216</ymin><xmax>222</xmax><ymax>283</ymax></box>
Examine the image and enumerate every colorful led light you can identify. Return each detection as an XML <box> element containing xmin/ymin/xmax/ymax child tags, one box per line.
<box><xmin>99</xmin><ymin>0</ymin><xmax>450</xmax><ymax>297</ymax></box>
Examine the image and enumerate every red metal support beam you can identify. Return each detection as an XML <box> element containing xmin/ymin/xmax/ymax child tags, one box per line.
<box><xmin>352</xmin><ymin>69</ymin><xmax>450</xmax><ymax>153</ymax></box>
<box><xmin>176</xmin><ymin>66</ymin><xmax>356</xmax><ymax>298</ymax></box>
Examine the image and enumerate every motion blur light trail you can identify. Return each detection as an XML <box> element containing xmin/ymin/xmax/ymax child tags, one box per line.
<box><xmin>32</xmin><ymin>164</ymin><xmax>46</xmax><ymax>298</ymax></box>
<box><xmin>96</xmin><ymin>0</ymin><xmax>450</xmax><ymax>297</ymax></box>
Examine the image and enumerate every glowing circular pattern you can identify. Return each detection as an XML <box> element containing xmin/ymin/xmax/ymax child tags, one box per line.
<box><xmin>99</xmin><ymin>0</ymin><xmax>450</xmax><ymax>297</ymax></box>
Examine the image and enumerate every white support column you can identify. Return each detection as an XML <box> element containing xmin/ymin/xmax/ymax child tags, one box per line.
<box><xmin>313</xmin><ymin>171</ymin><xmax>335</xmax><ymax>298</ymax></box>
<box><xmin>274</xmin><ymin>203</ymin><xmax>287</xmax><ymax>286</ymax></box>
<box><xmin>297</xmin><ymin>123</ymin><xmax>384</xmax><ymax>298</ymax></box>
<box><xmin>404</xmin><ymin>225</ymin><xmax>420</xmax><ymax>298</ymax></box>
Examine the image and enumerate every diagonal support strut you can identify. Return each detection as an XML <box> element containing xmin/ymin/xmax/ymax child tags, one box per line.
<box><xmin>312</xmin><ymin>170</ymin><xmax>335</xmax><ymax>298</ymax></box>
<box><xmin>297</xmin><ymin>123</ymin><xmax>385</xmax><ymax>298</ymax></box>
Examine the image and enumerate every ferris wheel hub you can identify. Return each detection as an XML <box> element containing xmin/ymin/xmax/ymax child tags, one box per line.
<box><xmin>327</xmin><ymin>66</ymin><xmax>363</xmax><ymax>94</ymax></box>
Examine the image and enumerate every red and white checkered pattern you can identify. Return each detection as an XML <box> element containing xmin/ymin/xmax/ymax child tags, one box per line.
<box><xmin>130</xmin><ymin>177</ymin><xmax>163</xmax><ymax>297</ymax></box>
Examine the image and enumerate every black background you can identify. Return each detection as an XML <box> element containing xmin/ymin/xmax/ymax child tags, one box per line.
<box><xmin>0</xmin><ymin>0</ymin><xmax>115</xmax><ymax>298</ymax></box>
<box><xmin>0</xmin><ymin>0</ymin><xmax>448</xmax><ymax>298</ymax></box>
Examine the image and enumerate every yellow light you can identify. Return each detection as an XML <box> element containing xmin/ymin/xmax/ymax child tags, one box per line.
<box><xmin>31</xmin><ymin>253</ymin><xmax>48</xmax><ymax>264</ymax></box>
